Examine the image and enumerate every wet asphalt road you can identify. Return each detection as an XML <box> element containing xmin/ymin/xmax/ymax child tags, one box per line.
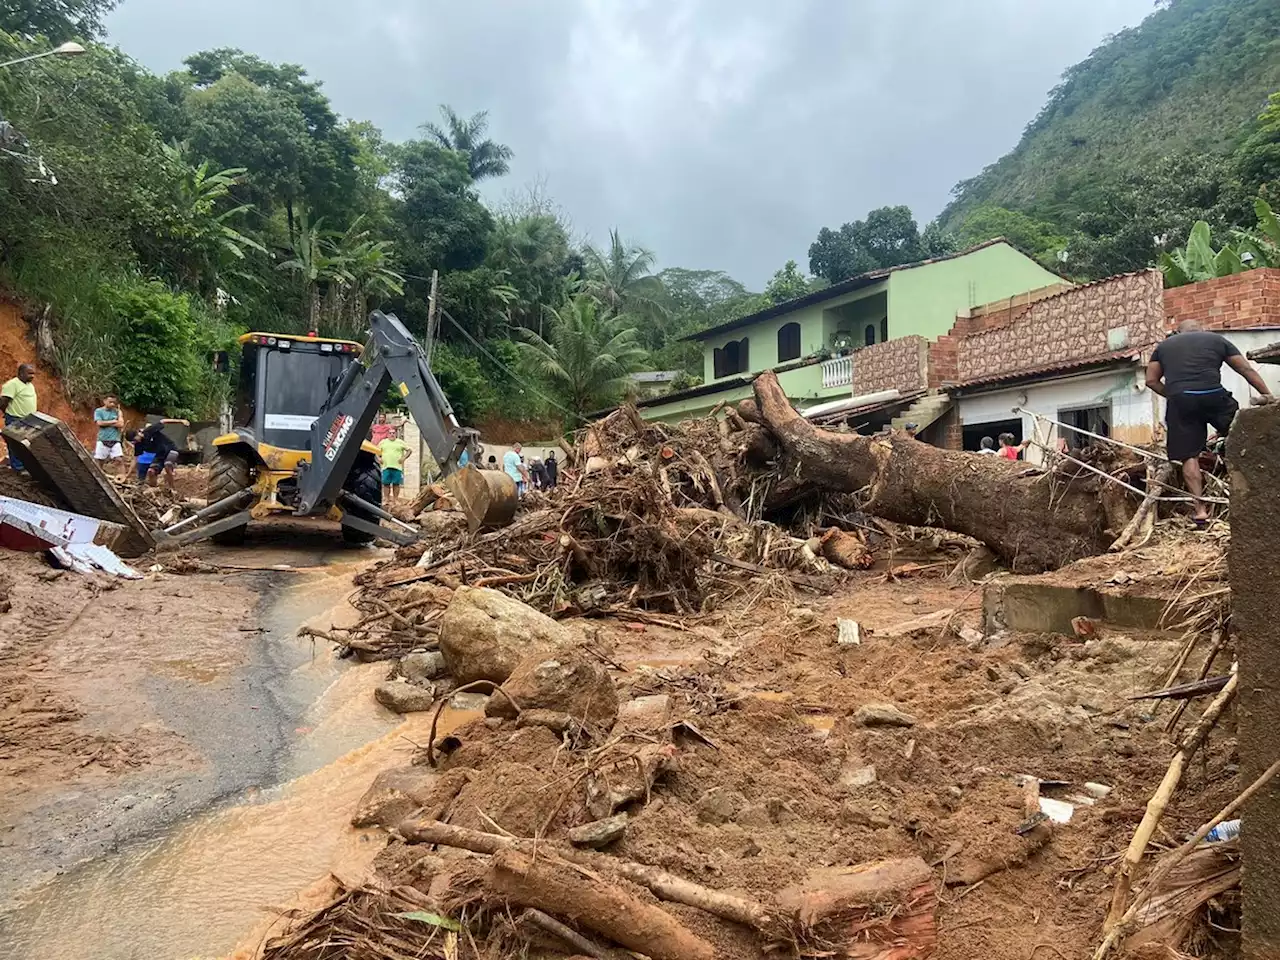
<box><xmin>0</xmin><ymin>525</ymin><xmax>379</xmax><ymax>915</ymax></box>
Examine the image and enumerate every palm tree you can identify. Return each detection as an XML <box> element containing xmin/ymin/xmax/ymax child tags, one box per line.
<box><xmin>326</xmin><ymin>216</ymin><xmax>406</xmax><ymax>338</ymax></box>
<box><xmin>422</xmin><ymin>105</ymin><xmax>513</xmax><ymax>181</ymax></box>
<box><xmin>514</xmin><ymin>294</ymin><xmax>648</xmax><ymax>418</ymax></box>
<box><xmin>581</xmin><ymin>229</ymin><xmax>668</xmax><ymax>316</ymax></box>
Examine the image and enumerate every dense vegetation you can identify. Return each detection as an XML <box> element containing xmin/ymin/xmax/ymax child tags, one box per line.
<box><xmin>2</xmin><ymin>0</ymin><xmax>1279</xmax><ymax>429</ymax></box>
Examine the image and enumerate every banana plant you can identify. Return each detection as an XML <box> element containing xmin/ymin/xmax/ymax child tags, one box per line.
<box><xmin>1159</xmin><ymin>221</ymin><xmax>1246</xmax><ymax>287</ymax></box>
<box><xmin>1234</xmin><ymin>198</ymin><xmax>1280</xmax><ymax>269</ymax></box>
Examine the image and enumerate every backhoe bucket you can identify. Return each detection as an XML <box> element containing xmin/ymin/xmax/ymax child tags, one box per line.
<box><xmin>442</xmin><ymin>465</ymin><xmax>518</xmax><ymax>531</ymax></box>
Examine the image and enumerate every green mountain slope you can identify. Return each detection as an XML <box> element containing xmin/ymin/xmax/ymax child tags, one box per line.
<box><xmin>942</xmin><ymin>0</ymin><xmax>1280</xmax><ymax>228</ymax></box>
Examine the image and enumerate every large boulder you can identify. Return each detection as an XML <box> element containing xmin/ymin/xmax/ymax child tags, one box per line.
<box><xmin>439</xmin><ymin>586</ymin><xmax>580</xmax><ymax>684</ymax></box>
<box><xmin>352</xmin><ymin>767</ymin><xmax>471</xmax><ymax>829</ymax></box>
<box><xmin>486</xmin><ymin>648</ymin><xmax>619</xmax><ymax>727</ymax></box>
<box><xmin>375</xmin><ymin>679</ymin><xmax>437</xmax><ymax>714</ymax></box>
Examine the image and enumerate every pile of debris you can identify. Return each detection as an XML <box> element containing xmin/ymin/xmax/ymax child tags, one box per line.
<box><xmin>319</xmin><ymin>405</ymin><xmax>933</xmax><ymax>663</ymax></box>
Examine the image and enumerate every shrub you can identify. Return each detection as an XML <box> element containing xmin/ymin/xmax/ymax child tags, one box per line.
<box><xmin>101</xmin><ymin>278</ymin><xmax>201</xmax><ymax>414</ymax></box>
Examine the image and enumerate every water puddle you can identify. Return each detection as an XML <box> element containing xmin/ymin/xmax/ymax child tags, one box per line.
<box><xmin>0</xmin><ymin>547</ymin><xmax>475</xmax><ymax>960</ymax></box>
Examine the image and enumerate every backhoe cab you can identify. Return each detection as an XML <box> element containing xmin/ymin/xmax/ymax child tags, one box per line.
<box><xmin>162</xmin><ymin>313</ymin><xmax>517</xmax><ymax>547</ymax></box>
<box><xmin>205</xmin><ymin>332</ymin><xmax>382</xmax><ymax>544</ymax></box>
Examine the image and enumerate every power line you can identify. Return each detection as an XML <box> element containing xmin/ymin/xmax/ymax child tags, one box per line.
<box><xmin>436</xmin><ymin>303</ymin><xmax>583</xmax><ymax>423</ymax></box>
<box><xmin>395</xmin><ymin>269</ymin><xmax>580</xmax><ymax>421</ymax></box>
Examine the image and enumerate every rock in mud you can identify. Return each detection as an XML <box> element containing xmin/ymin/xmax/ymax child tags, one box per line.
<box><xmin>352</xmin><ymin>765</ymin><xmax>448</xmax><ymax>828</ymax></box>
<box><xmin>617</xmin><ymin>693</ymin><xmax>672</xmax><ymax>729</ymax></box>
<box><xmin>854</xmin><ymin>703</ymin><xmax>917</xmax><ymax>728</ymax></box>
<box><xmin>486</xmin><ymin>648</ymin><xmax>618</xmax><ymax>727</ymax></box>
<box><xmin>696</xmin><ymin>786</ymin><xmax>746</xmax><ymax>825</ymax></box>
<box><xmin>376</xmin><ymin>679</ymin><xmax>437</xmax><ymax>713</ymax></box>
<box><xmin>586</xmin><ymin>743</ymin><xmax>677</xmax><ymax>819</ymax></box>
<box><xmin>400</xmin><ymin>650</ymin><xmax>448</xmax><ymax>684</ymax></box>
<box><xmin>567</xmin><ymin>813</ymin><xmax>628</xmax><ymax>848</ymax></box>
<box><xmin>840</xmin><ymin>763</ymin><xmax>878</xmax><ymax>789</ymax></box>
<box><xmin>439</xmin><ymin>586</ymin><xmax>580</xmax><ymax>684</ymax></box>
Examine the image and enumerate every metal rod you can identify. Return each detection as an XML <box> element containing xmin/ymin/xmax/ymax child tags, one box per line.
<box><xmin>338</xmin><ymin>491</ymin><xmax>419</xmax><ymax>534</ymax></box>
<box><xmin>157</xmin><ymin>489</ymin><xmax>255</xmax><ymax>537</ymax></box>
<box><xmin>1031</xmin><ymin>443</ymin><xmax>1224</xmax><ymax>504</ymax></box>
<box><xmin>1014</xmin><ymin>406</ymin><xmax>1164</xmax><ymax>462</ymax></box>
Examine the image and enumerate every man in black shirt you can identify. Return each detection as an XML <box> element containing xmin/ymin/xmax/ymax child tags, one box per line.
<box><xmin>131</xmin><ymin>421</ymin><xmax>180</xmax><ymax>490</ymax></box>
<box><xmin>1147</xmin><ymin>319</ymin><xmax>1272</xmax><ymax>521</ymax></box>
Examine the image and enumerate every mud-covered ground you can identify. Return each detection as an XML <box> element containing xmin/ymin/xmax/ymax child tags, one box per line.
<box><xmin>0</xmin><ymin>510</ymin><xmax>384</xmax><ymax>915</ymax></box>
<box><xmin>257</xmin><ymin>547</ymin><xmax>1239</xmax><ymax>960</ymax></box>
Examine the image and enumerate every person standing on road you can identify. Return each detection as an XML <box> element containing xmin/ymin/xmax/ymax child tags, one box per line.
<box><xmin>1146</xmin><ymin>319</ymin><xmax>1273</xmax><ymax>523</ymax></box>
<box><xmin>0</xmin><ymin>363</ymin><xmax>37</xmax><ymax>472</ymax></box>
<box><xmin>94</xmin><ymin>394</ymin><xmax>126</xmax><ymax>476</ymax></box>
<box><xmin>377</xmin><ymin>425</ymin><xmax>412</xmax><ymax>502</ymax></box>
<box><xmin>503</xmin><ymin>442</ymin><xmax>530</xmax><ymax>496</ymax></box>
<box><xmin>370</xmin><ymin>411</ymin><xmax>394</xmax><ymax>445</ymax></box>
<box><xmin>544</xmin><ymin>450</ymin><xmax>559</xmax><ymax>488</ymax></box>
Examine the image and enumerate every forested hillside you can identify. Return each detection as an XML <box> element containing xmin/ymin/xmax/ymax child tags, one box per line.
<box><xmin>939</xmin><ymin>0</ymin><xmax>1280</xmax><ymax>277</ymax></box>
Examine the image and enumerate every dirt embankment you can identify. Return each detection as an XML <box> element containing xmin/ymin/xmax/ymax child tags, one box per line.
<box><xmin>0</xmin><ymin>301</ymin><xmax>147</xmax><ymax>448</ymax></box>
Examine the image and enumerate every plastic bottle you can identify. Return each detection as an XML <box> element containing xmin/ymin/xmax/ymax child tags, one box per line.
<box><xmin>1205</xmin><ymin>819</ymin><xmax>1240</xmax><ymax>842</ymax></box>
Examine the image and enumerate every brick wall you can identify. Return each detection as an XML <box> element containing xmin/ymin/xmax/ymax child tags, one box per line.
<box><xmin>950</xmin><ymin>270</ymin><xmax>1165</xmax><ymax>384</ymax></box>
<box><xmin>1163</xmin><ymin>268</ymin><xmax>1280</xmax><ymax>332</ymax></box>
<box><xmin>852</xmin><ymin>335</ymin><xmax>928</xmax><ymax>396</ymax></box>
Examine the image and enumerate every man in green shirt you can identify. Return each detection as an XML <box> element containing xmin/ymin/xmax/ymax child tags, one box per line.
<box><xmin>94</xmin><ymin>394</ymin><xmax>126</xmax><ymax>476</ymax></box>
<box><xmin>0</xmin><ymin>363</ymin><xmax>37</xmax><ymax>472</ymax></box>
<box><xmin>377</xmin><ymin>426</ymin><xmax>413</xmax><ymax>502</ymax></box>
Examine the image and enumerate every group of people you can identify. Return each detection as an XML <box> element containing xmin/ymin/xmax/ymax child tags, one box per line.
<box><xmin>495</xmin><ymin>442</ymin><xmax>558</xmax><ymax>496</ymax></box>
<box><xmin>1</xmin><ymin>362</ymin><xmax>179</xmax><ymax>488</ymax></box>
<box><xmin>976</xmin><ymin>433</ymin><xmax>1030</xmax><ymax>460</ymax></box>
<box><xmin>94</xmin><ymin>394</ymin><xmax>182</xmax><ymax>489</ymax></box>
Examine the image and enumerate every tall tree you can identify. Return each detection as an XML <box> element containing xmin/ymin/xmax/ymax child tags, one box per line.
<box><xmin>1237</xmin><ymin>90</ymin><xmax>1280</xmax><ymax>195</ymax></box>
<box><xmin>808</xmin><ymin>206</ymin><xmax>925</xmax><ymax>283</ymax></box>
<box><xmin>582</xmin><ymin>229</ymin><xmax>667</xmax><ymax>318</ymax></box>
<box><xmin>0</xmin><ymin>0</ymin><xmax>116</xmax><ymax>41</ymax></box>
<box><xmin>763</xmin><ymin>260</ymin><xmax>813</xmax><ymax>305</ymax></box>
<box><xmin>514</xmin><ymin>294</ymin><xmax>647</xmax><ymax>418</ymax></box>
<box><xmin>422</xmin><ymin>105</ymin><xmax>513</xmax><ymax>181</ymax></box>
<box><xmin>179</xmin><ymin>49</ymin><xmax>359</xmax><ymax>226</ymax></box>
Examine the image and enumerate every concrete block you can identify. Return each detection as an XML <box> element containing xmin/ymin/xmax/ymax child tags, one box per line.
<box><xmin>1227</xmin><ymin>403</ymin><xmax>1280</xmax><ymax>959</ymax></box>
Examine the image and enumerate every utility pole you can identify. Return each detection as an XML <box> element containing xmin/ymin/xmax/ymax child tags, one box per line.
<box><xmin>425</xmin><ymin>269</ymin><xmax>440</xmax><ymax>366</ymax></box>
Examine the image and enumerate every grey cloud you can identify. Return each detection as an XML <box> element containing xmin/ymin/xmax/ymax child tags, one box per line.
<box><xmin>107</xmin><ymin>0</ymin><xmax>1153</xmax><ymax>286</ymax></box>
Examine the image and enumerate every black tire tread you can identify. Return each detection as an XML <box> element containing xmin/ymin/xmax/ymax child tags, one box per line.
<box><xmin>341</xmin><ymin>460</ymin><xmax>383</xmax><ymax>545</ymax></box>
<box><xmin>207</xmin><ymin>451</ymin><xmax>252</xmax><ymax>545</ymax></box>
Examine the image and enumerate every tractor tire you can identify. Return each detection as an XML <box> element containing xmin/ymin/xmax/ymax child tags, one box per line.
<box><xmin>207</xmin><ymin>450</ymin><xmax>252</xmax><ymax>546</ymax></box>
<box><xmin>341</xmin><ymin>459</ymin><xmax>383</xmax><ymax>545</ymax></box>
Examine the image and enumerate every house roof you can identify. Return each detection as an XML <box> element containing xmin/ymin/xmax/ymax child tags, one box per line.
<box><xmin>949</xmin><ymin>352</ymin><xmax>1141</xmax><ymax>393</ymax></box>
<box><xmin>1247</xmin><ymin>339</ymin><xmax>1280</xmax><ymax>364</ymax></box>
<box><xmin>681</xmin><ymin>239</ymin><xmax>1025</xmax><ymax>343</ymax></box>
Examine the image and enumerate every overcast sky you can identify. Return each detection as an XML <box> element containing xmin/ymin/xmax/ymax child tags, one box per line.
<box><xmin>105</xmin><ymin>0</ymin><xmax>1154</xmax><ymax>287</ymax></box>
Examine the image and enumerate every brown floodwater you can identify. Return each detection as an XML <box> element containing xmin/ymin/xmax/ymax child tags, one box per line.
<box><xmin>2</xmin><ymin>552</ymin><xmax>475</xmax><ymax>960</ymax></box>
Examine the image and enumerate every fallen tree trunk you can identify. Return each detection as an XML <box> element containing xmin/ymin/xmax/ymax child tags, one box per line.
<box><xmin>749</xmin><ymin>370</ymin><xmax>1123</xmax><ymax>571</ymax></box>
<box><xmin>399</xmin><ymin>818</ymin><xmax>771</xmax><ymax>930</ymax></box>
<box><xmin>776</xmin><ymin>857</ymin><xmax>938</xmax><ymax>959</ymax></box>
<box><xmin>490</xmin><ymin>848</ymin><xmax>715</xmax><ymax>960</ymax></box>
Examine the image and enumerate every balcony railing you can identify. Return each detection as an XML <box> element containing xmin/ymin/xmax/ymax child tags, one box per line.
<box><xmin>821</xmin><ymin>355</ymin><xmax>853</xmax><ymax>389</ymax></box>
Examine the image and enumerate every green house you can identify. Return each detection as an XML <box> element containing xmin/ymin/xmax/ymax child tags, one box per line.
<box><xmin>637</xmin><ymin>240</ymin><xmax>1063</xmax><ymax>423</ymax></box>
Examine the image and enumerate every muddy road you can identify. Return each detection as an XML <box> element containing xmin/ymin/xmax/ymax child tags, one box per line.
<box><xmin>0</xmin><ymin>522</ymin><xmax>397</xmax><ymax>958</ymax></box>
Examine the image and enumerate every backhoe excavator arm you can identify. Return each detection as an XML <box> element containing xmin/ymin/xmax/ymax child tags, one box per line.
<box><xmin>295</xmin><ymin>310</ymin><xmax>471</xmax><ymax>517</ymax></box>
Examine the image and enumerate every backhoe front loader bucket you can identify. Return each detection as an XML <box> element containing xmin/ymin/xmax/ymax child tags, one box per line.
<box><xmin>442</xmin><ymin>466</ymin><xmax>518</xmax><ymax>532</ymax></box>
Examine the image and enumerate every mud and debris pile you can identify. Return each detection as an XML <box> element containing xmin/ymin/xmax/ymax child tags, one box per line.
<box><xmin>259</xmin><ymin>383</ymin><xmax>1249</xmax><ymax>960</ymax></box>
<box><xmin>320</xmin><ymin>407</ymin><xmax>938</xmax><ymax>664</ymax></box>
